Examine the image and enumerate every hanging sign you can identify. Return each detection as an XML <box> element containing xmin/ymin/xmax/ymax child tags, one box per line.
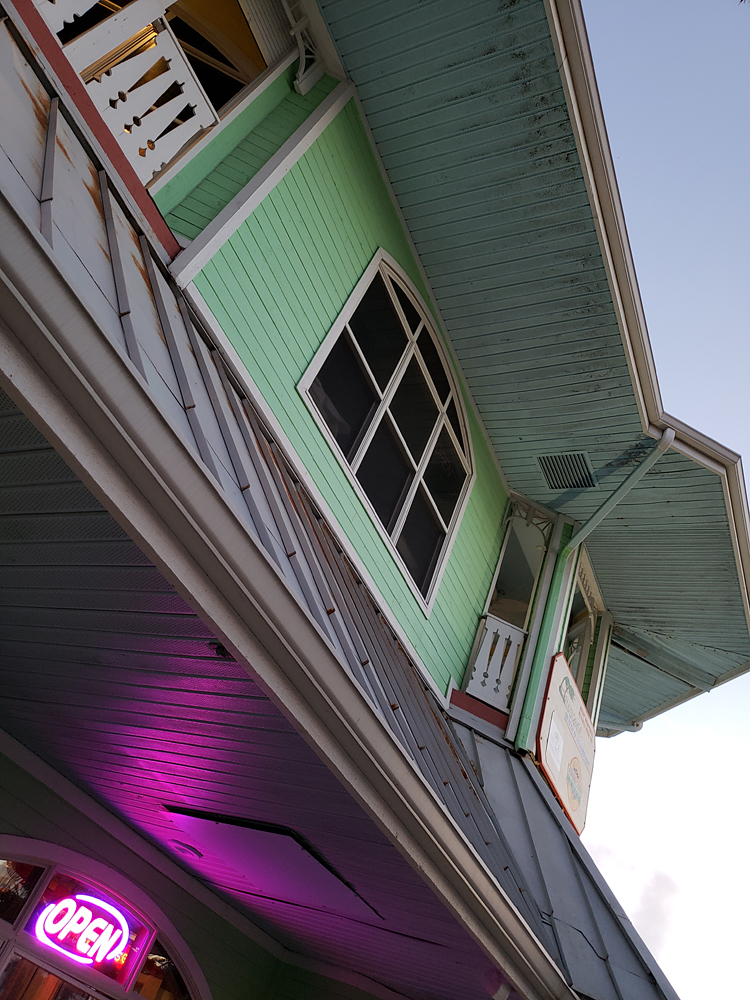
<box><xmin>26</xmin><ymin>872</ymin><xmax>153</xmax><ymax>986</ymax></box>
<box><xmin>537</xmin><ymin>652</ymin><xmax>596</xmax><ymax>834</ymax></box>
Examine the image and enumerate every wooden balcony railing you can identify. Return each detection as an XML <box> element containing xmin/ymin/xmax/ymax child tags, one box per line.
<box><xmin>33</xmin><ymin>0</ymin><xmax>218</xmax><ymax>182</ymax></box>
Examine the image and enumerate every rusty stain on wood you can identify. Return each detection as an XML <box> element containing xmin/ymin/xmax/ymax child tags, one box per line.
<box><xmin>19</xmin><ymin>76</ymin><xmax>50</xmax><ymax>135</ymax></box>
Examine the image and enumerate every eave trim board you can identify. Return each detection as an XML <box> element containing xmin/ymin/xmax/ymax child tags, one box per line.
<box><xmin>171</xmin><ymin>80</ymin><xmax>355</xmax><ymax>286</ymax></box>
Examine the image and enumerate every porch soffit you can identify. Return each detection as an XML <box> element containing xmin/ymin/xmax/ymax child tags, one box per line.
<box><xmin>0</xmin><ymin>396</ymin><xmax>677</xmax><ymax>1000</ymax></box>
<box><xmin>0</xmin><ymin>394</ymin><xmax>517</xmax><ymax>1000</ymax></box>
<box><xmin>316</xmin><ymin>0</ymin><xmax>750</xmax><ymax>726</ymax></box>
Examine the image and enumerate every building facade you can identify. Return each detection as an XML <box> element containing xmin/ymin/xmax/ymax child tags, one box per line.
<box><xmin>1</xmin><ymin>1</ymin><xmax>749</xmax><ymax>999</ymax></box>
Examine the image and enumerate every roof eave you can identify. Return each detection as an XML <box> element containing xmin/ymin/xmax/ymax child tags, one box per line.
<box><xmin>546</xmin><ymin>0</ymin><xmax>750</xmax><ymax>636</ymax></box>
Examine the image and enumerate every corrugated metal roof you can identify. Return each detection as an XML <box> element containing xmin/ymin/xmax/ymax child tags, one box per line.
<box><xmin>469</xmin><ymin>730</ymin><xmax>679</xmax><ymax>1000</ymax></box>
<box><xmin>317</xmin><ymin>0</ymin><xmax>750</xmax><ymax>726</ymax></box>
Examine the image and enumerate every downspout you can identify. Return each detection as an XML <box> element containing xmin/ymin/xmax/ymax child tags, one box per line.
<box><xmin>513</xmin><ymin>427</ymin><xmax>675</xmax><ymax>752</ymax></box>
<box><xmin>505</xmin><ymin>514</ymin><xmax>566</xmax><ymax>743</ymax></box>
<box><xmin>562</xmin><ymin>428</ymin><xmax>675</xmax><ymax>555</ymax></box>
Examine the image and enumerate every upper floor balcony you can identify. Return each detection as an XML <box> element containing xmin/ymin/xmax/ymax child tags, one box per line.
<box><xmin>30</xmin><ymin>0</ymin><xmax>323</xmax><ymax>183</ymax></box>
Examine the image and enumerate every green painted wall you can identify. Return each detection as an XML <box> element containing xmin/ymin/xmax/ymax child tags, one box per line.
<box><xmin>156</xmin><ymin>72</ymin><xmax>338</xmax><ymax>237</ymax></box>
<box><xmin>153</xmin><ymin>62</ymin><xmax>298</xmax><ymax>218</ymax></box>
<box><xmin>192</xmin><ymin>98</ymin><xmax>508</xmax><ymax>692</ymax></box>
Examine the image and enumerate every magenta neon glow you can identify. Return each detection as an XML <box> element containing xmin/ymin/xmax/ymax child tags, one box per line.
<box><xmin>75</xmin><ymin>894</ymin><xmax>129</xmax><ymax>960</ymax></box>
<box><xmin>34</xmin><ymin>894</ymin><xmax>130</xmax><ymax>967</ymax></box>
<box><xmin>35</xmin><ymin>903</ymin><xmax>94</xmax><ymax>965</ymax></box>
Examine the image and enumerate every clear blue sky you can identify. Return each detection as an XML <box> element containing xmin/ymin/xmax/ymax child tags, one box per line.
<box><xmin>579</xmin><ymin>2</ymin><xmax>750</xmax><ymax>997</ymax></box>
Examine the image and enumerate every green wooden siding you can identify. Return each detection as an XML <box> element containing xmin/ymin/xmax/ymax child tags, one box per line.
<box><xmin>160</xmin><ymin>74</ymin><xmax>338</xmax><ymax>239</ymax></box>
<box><xmin>153</xmin><ymin>62</ymin><xmax>298</xmax><ymax>218</ymax></box>
<box><xmin>193</xmin><ymin>99</ymin><xmax>508</xmax><ymax>692</ymax></box>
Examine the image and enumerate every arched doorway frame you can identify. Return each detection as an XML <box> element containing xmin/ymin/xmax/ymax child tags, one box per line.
<box><xmin>0</xmin><ymin>836</ymin><xmax>212</xmax><ymax>1000</ymax></box>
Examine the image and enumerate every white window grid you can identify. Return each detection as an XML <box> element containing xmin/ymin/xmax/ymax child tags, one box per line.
<box><xmin>299</xmin><ymin>250</ymin><xmax>474</xmax><ymax>610</ymax></box>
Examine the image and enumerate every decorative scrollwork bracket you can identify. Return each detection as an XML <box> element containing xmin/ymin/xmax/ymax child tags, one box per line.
<box><xmin>281</xmin><ymin>0</ymin><xmax>324</xmax><ymax>95</ymax></box>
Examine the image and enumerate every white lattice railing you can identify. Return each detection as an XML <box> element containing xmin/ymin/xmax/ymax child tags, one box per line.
<box><xmin>463</xmin><ymin>615</ymin><xmax>527</xmax><ymax>715</ymax></box>
<box><xmin>34</xmin><ymin>0</ymin><xmax>218</xmax><ymax>181</ymax></box>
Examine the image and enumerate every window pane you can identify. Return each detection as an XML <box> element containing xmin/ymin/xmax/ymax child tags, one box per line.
<box><xmin>392</xmin><ymin>282</ymin><xmax>422</xmax><ymax>333</ymax></box>
<box><xmin>489</xmin><ymin>519</ymin><xmax>546</xmax><ymax>628</ymax></box>
<box><xmin>0</xmin><ymin>956</ymin><xmax>91</xmax><ymax>1000</ymax></box>
<box><xmin>356</xmin><ymin>419</ymin><xmax>413</xmax><ymax>530</ymax></box>
<box><xmin>423</xmin><ymin>429</ymin><xmax>467</xmax><ymax>525</ymax></box>
<box><xmin>133</xmin><ymin>939</ymin><xmax>192</xmax><ymax>1000</ymax></box>
<box><xmin>26</xmin><ymin>871</ymin><xmax>152</xmax><ymax>987</ymax></box>
<box><xmin>310</xmin><ymin>336</ymin><xmax>378</xmax><ymax>460</ymax></box>
<box><xmin>349</xmin><ymin>274</ymin><xmax>408</xmax><ymax>390</ymax></box>
<box><xmin>389</xmin><ymin>358</ymin><xmax>439</xmax><ymax>463</ymax></box>
<box><xmin>397</xmin><ymin>488</ymin><xmax>445</xmax><ymax>594</ymax></box>
<box><xmin>446</xmin><ymin>398</ymin><xmax>464</xmax><ymax>450</ymax></box>
<box><xmin>0</xmin><ymin>860</ymin><xmax>44</xmax><ymax>924</ymax></box>
<box><xmin>416</xmin><ymin>331</ymin><xmax>450</xmax><ymax>401</ymax></box>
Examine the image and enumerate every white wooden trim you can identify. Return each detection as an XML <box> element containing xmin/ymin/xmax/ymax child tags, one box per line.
<box><xmin>542</xmin><ymin>0</ymin><xmax>750</xmax><ymax>632</ymax></box>
<box><xmin>170</xmin><ymin>80</ymin><xmax>355</xmax><ymax>286</ymax></box>
<box><xmin>2</xmin><ymin>0</ymin><xmax>171</xmax><ymax>264</ymax></box>
<box><xmin>183</xmin><ymin>281</ymin><xmax>451</xmax><ymax>706</ymax></box>
<box><xmin>0</xmin><ymin>217</ymin><xmax>575</xmax><ymax>1000</ymax></box>
<box><xmin>147</xmin><ymin>47</ymin><xmax>298</xmax><ymax>196</ymax></box>
<box><xmin>237</xmin><ymin>0</ymin><xmax>289</xmax><ymax>66</ymax></box>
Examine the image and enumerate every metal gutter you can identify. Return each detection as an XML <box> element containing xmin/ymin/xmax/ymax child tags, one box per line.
<box><xmin>545</xmin><ymin>0</ymin><xmax>750</xmax><ymax>637</ymax></box>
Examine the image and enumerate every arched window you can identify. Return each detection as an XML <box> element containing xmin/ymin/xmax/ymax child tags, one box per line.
<box><xmin>0</xmin><ymin>849</ymin><xmax>204</xmax><ymax>1000</ymax></box>
<box><xmin>300</xmin><ymin>253</ymin><xmax>473</xmax><ymax>602</ymax></box>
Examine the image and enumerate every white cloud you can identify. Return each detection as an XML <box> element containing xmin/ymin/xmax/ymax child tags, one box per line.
<box><xmin>631</xmin><ymin>872</ymin><xmax>678</xmax><ymax>958</ymax></box>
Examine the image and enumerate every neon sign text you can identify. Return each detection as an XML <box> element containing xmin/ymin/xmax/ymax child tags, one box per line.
<box><xmin>35</xmin><ymin>893</ymin><xmax>129</xmax><ymax>966</ymax></box>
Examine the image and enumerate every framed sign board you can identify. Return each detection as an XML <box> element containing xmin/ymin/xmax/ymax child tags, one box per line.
<box><xmin>537</xmin><ymin>653</ymin><xmax>596</xmax><ymax>834</ymax></box>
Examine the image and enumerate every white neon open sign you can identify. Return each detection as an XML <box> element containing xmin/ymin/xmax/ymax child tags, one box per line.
<box><xmin>35</xmin><ymin>893</ymin><xmax>130</xmax><ymax>965</ymax></box>
<box><xmin>26</xmin><ymin>873</ymin><xmax>152</xmax><ymax>986</ymax></box>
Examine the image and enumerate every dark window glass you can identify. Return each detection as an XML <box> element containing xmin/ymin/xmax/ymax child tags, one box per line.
<box><xmin>133</xmin><ymin>939</ymin><xmax>192</xmax><ymax>1000</ymax></box>
<box><xmin>390</xmin><ymin>358</ymin><xmax>439</xmax><ymax>463</ymax></box>
<box><xmin>0</xmin><ymin>956</ymin><xmax>91</xmax><ymax>1000</ymax></box>
<box><xmin>416</xmin><ymin>331</ymin><xmax>450</xmax><ymax>401</ymax></box>
<box><xmin>310</xmin><ymin>336</ymin><xmax>378</xmax><ymax>459</ymax></box>
<box><xmin>393</xmin><ymin>283</ymin><xmax>422</xmax><ymax>332</ymax></box>
<box><xmin>488</xmin><ymin>519</ymin><xmax>546</xmax><ymax>628</ymax></box>
<box><xmin>423</xmin><ymin>429</ymin><xmax>466</xmax><ymax>524</ymax></box>
<box><xmin>309</xmin><ymin>268</ymin><xmax>471</xmax><ymax>597</ymax></box>
<box><xmin>356</xmin><ymin>420</ymin><xmax>413</xmax><ymax>529</ymax></box>
<box><xmin>397</xmin><ymin>489</ymin><xmax>445</xmax><ymax>594</ymax></box>
<box><xmin>169</xmin><ymin>16</ymin><xmax>233</xmax><ymax>65</ymax></box>
<box><xmin>348</xmin><ymin>274</ymin><xmax>408</xmax><ymax>390</ymax></box>
<box><xmin>446</xmin><ymin>398</ymin><xmax>464</xmax><ymax>447</ymax></box>
<box><xmin>0</xmin><ymin>860</ymin><xmax>44</xmax><ymax>925</ymax></box>
<box><xmin>182</xmin><ymin>54</ymin><xmax>245</xmax><ymax>112</ymax></box>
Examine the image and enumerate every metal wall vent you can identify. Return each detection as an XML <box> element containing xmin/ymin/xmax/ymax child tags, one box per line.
<box><xmin>537</xmin><ymin>452</ymin><xmax>597</xmax><ymax>491</ymax></box>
